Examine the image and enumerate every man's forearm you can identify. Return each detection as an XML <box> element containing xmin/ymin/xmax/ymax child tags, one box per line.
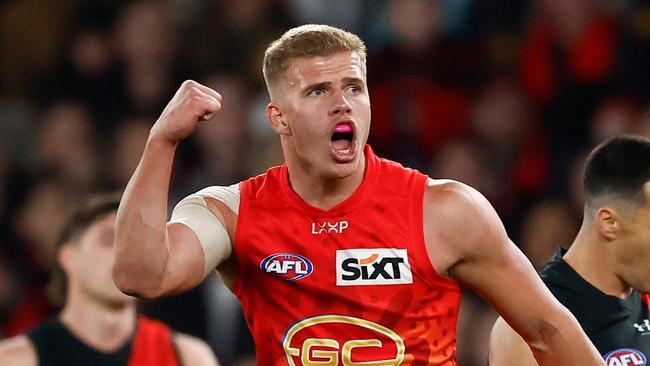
<box><xmin>113</xmin><ymin>135</ymin><xmax>178</xmax><ymax>298</ymax></box>
<box><xmin>529</xmin><ymin>312</ymin><xmax>603</xmax><ymax>366</ymax></box>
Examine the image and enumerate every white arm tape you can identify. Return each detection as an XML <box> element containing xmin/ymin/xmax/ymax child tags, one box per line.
<box><xmin>169</xmin><ymin>184</ymin><xmax>240</xmax><ymax>276</ymax></box>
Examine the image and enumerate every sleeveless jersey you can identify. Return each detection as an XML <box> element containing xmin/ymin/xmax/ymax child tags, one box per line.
<box><xmin>233</xmin><ymin>145</ymin><xmax>461</xmax><ymax>365</ymax></box>
<box><xmin>540</xmin><ymin>249</ymin><xmax>650</xmax><ymax>363</ymax></box>
<box><xmin>26</xmin><ymin>315</ymin><xmax>180</xmax><ymax>366</ymax></box>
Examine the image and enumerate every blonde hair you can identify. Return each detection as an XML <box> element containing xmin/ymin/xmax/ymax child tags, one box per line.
<box><xmin>262</xmin><ymin>24</ymin><xmax>366</xmax><ymax>97</ymax></box>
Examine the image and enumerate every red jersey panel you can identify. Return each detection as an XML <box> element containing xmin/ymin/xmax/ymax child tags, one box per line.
<box><xmin>128</xmin><ymin>316</ymin><xmax>179</xmax><ymax>366</ymax></box>
<box><xmin>233</xmin><ymin>145</ymin><xmax>461</xmax><ymax>365</ymax></box>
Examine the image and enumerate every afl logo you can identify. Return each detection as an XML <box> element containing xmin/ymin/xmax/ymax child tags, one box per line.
<box><xmin>604</xmin><ymin>349</ymin><xmax>647</xmax><ymax>366</ymax></box>
<box><xmin>261</xmin><ymin>253</ymin><xmax>313</xmax><ymax>281</ymax></box>
<box><xmin>282</xmin><ymin>315</ymin><xmax>405</xmax><ymax>365</ymax></box>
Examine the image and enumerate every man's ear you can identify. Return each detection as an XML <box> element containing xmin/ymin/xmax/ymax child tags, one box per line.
<box><xmin>596</xmin><ymin>206</ymin><xmax>619</xmax><ymax>240</ymax></box>
<box><xmin>267</xmin><ymin>103</ymin><xmax>291</xmax><ymax>136</ymax></box>
<box><xmin>58</xmin><ymin>243</ymin><xmax>76</xmax><ymax>275</ymax></box>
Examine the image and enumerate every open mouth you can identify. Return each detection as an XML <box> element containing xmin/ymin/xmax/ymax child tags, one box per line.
<box><xmin>330</xmin><ymin>122</ymin><xmax>356</xmax><ymax>162</ymax></box>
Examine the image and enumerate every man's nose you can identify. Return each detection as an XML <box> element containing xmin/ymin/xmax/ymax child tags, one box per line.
<box><xmin>329</xmin><ymin>92</ymin><xmax>352</xmax><ymax>115</ymax></box>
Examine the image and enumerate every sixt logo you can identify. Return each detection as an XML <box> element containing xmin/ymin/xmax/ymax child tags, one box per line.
<box><xmin>336</xmin><ymin>248</ymin><xmax>412</xmax><ymax>286</ymax></box>
<box><xmin>261</xmin><ymin>253</ymin><xmax>313</xmax><ymax>281</ymax></box>
<box><xmin>604</xmin><ymin>349</ymin><xmax>647</xmax><ymax>366</ymax></box>
<box><xmin>311</xmin><ymin>220</ymin><xmax>349</xmax><ymax>235</ymax></box>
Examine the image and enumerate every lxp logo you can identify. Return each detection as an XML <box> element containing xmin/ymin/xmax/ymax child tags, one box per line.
<box><xmin>261</xmin><ymin>253</ymin><xmax>313</xmax><ymax>281</ymax></box>
<box><xmin>604</xmin><ymin>349</ymin><xmax>647</xmax><ymax>366</ymax></box>
<box><xmin>282</xmin><ymin>315</ymin><xmax>405</xmax><ymax>366</ymax></box>
<box><xmin>311</xmin><ymin>220</ymin><xmax>349</xmax><ymax>235</ymax></box>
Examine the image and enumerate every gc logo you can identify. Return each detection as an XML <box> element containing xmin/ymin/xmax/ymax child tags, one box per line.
<box><xmin>282</xmin><ymin>315</ymin><xmax>405</xmax><ymax>366</ymax></box>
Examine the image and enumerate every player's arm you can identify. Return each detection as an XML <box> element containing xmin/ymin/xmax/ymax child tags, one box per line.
<box><xmin>0</xmin><ymin>335</ymin><xmax>38</xmax><ymax>366</ymax></box>
<box><xmin>174</xmin><ymin>333</ymin><xmax>220</xmax><ymax>366</ymax></box>
<box><xmin>423</xmin><ymin>180</ymin><xmax>603</xmax><ymax>366</ymax></box>
<box><xmin>113</xmin><ymin>80</ymin><xmax>225</xmax><ymax>299</ymax></box>
<box><xmin>489</xmin><ymin>317</ymin><xmax>539</xmax><ymax>366</ymax></box>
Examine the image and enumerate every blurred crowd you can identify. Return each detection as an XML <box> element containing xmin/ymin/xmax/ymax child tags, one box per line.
<box><xmin>0</xmin><ymin>0</ymin><xmax>649</xmax><ymax>364</ymax></box>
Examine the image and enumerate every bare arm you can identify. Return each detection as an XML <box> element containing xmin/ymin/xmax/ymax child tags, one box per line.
<box><xmin>489</xmin><ymin>317</ymin><xmax>539</xmax><ymax>366</ymax></box>
<box><xmin>174</xmin><ymin>333</ymin><xmax>220</xmax><ymax>366</ymax></box>
<box><xmin>113</xmin><ymin>80</ymin><xmax>224</xmax><ymax>298</ymax></box>
<box><xmin>0</xmin><ymin>335</ymin><xmax>37</xmax><ymax>366</ymax></box>
<box><xmin>424</xmin><ymin>180</ymin><xmax>603</xmax><ymax>366</ymax></box>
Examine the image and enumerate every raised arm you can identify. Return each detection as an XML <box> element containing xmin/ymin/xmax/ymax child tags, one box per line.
<box><xmin>113</xmin><ymin>80</ymin><xmax>224</xmax><ymax>299</ymax></box>
<box><xmin>423</xmin><ymin>180</ymin><xmax>603</xmax><ymax>366</ymax></box>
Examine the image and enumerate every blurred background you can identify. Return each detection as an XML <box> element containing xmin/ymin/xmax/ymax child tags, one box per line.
<box><xmin>0</xmin><ymin>0</ymin><xmax>649</xmax><ymax>364</ymax></box>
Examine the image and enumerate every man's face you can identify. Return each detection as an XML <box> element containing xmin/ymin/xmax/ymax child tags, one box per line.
<box><xmin>615</xmin><ymin>182</ymin><xmax>650</xmax><ymax>293</ymax></box>
<box><xmin>273</xmin><ymin>51</ymin><xmax>371</xmax><ymax>179</ymax></box>
<box><xmin>65</xmin><ymin>212</ymin><xmax>134</xmax><ymax>307</ymax></box>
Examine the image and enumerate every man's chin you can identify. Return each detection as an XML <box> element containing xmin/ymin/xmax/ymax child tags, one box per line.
<box><xmin>328</xmin><ymin>157</ymin><xmax>361</xmax><ymax>178</ymax></box>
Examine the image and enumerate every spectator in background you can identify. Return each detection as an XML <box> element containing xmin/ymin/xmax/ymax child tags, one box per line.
<box><xmin>106</xmin><ymin>117</ymin><xmax>153</xmax><ymax>189</ymax></box>
<box><xmin>520</xmin><ymin>0</ymin><xmax>621</xmax><ymax>191</ymax></box>
<box><xmin>518</xmin><ymin>200</ymin><xmax>580</xmax><ymax>269</ymax></box>
<box><xmin>114</xmin><ymin>0</ymin><xmax>181</xmax><ymax>117</ymax></box>
<box><xmin>40</xmin><ymin>3</ymin><xmax>127</xmax><ymax>132</ymax></box>
<box><xmin>183</xmin><ymin>0</ymin><xmax>295</xmax><ymax>90</ymax></box>
<box><xmin>0</xmin><ymin>193</ymin><xmax>219</xmax><ymax>366</ymax></box>
<box><xmin>34</xmin><ymin>100</ymin><xmax>100</xmax><ymax>190</ymax></box>
<box><xmin>368</xmin><ymin>0</ymin><xmax>483</xmax><ymax>170</ymax></box>
<box><xmin>2</xmin><ymin>180</ymin><xmax>75</xmax><ymax>337</ymax></box>
<box><xmin>469</xmin><ymin>78</ymin><xmax>549</xmax><ymax>225</ymax></box>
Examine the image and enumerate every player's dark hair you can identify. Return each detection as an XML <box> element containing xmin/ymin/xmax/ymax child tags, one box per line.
<box><xmin>583</xmin><ymin>135</ymin><xmax>650</xmax><ymax>211</ymax></box>
<box><xmin>47</xmin><ymin>192</ymin><xmax>121</xmax><ymax>307</ymax></box>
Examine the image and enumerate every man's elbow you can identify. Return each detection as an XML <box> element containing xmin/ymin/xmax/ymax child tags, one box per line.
<box><xmin>112</xmin><ymin>262</ymin><xmax>163</xmax><ymax>299</ymax></box>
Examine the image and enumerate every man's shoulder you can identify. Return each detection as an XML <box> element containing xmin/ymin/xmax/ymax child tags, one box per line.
<box><xmin>0</xmin><ymin>335</ymin><xmax>38</xmax><ymax>366</ymax></box>
<box><xmin>423</xmin><ymin>179</ymin><xmax>494</xmax><ymax>225</ymax></box>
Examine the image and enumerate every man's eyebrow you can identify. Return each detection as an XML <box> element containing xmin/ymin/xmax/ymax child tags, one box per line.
<box><xmin>341</xmin><ymin>77</ymin><xmax>364</xmax><ymax>85</ymax></box>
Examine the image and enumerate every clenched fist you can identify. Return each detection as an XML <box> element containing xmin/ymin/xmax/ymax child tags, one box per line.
<box><xmin>150</xmin><ymin>80</ymin><xmax>222</xmax><ymax>145</ymax></box>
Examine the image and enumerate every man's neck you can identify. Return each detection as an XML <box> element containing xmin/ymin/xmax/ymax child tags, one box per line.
<box><xmin>59</xmin><ymin>293</ymin><xmax>137</xmax><ymax>353</ymax></box>
<box><xmin>286</xmin><ymin>154</ymin><xmax>366</xmax><ymax>211</ymax></box>
<box><xmin>563</xmin><ymin>225</ymin><xmax>633</xmax><ymax>299</ymax></box>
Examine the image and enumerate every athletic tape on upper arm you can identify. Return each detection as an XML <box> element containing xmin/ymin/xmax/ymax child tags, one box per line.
<box><xmin>169</xmin><ymin>184</ymin><xmax>240</xmax><ymax>276</ymax></box>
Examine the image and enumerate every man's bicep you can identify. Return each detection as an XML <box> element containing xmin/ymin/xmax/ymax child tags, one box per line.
<box><xmin>156</xmin><ymin>223</ymin><xmax>211</xmax><ymax>294</ymax></box>
<box><xmin>489</xmin><ymin>317</ymin><xmax>538</xmax><ymax>366</ymax></box>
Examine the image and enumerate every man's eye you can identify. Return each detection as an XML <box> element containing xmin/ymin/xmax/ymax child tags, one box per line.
<box><xmin>347</xmin><ymin>85</ymin><xmax>361</xmax><ymax>94</ymax></box>
<box><xmin>311</xmin><ymin>88</ymin><xmax>325</xmax><ymax>96</ymax></box>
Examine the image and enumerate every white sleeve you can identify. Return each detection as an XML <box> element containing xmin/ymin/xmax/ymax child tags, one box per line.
<box><xmin>169</xmin><ymin>184</ymin><xmax>240</xmax><ymax>276</ymax></box>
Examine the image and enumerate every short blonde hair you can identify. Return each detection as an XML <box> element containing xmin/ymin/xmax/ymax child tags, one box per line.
<box><xmin>263</xmin><ymin>24</ymin><xmax>367</xmax><ymax>97</ymax></box>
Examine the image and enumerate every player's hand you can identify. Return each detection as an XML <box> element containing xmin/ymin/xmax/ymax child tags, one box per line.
<box><xmin>150</xmin><ymin>80</ymin><xmax>222</xmax><ymax>145</ymax></box>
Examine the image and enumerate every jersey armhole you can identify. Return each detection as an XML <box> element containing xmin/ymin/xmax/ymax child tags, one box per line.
<box><xmin>231</xmin><ymin>180</ymin><xmax>250</xmax><ymax>299</ymax></box>
<box><xmin>409</xmin><ymin>176</ymin><xmax>460</xmax><ymax>291</ymax></box>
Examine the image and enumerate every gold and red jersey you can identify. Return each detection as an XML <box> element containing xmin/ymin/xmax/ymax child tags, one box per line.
<box><xmin>232</xmin><ymin>145</ymin><xmax>461</xmax><ymax>365</ymax></box>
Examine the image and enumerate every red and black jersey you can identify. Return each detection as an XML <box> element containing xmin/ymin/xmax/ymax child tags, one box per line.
<box><xmin>27</xmin><ymin>315</ymin><xmax>180</xmax><ymax>366</ymax></box>
<box><xmin>540</xmin><ymin>249</ymin><xmax>650</xmax><ymax>363</ymax></box>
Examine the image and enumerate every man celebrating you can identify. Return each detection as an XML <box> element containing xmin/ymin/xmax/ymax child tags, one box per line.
<box><xmin>113</xmin><ymin>24</ymin><xmax>603</xmax><ymax>365</ymax></box>
<box><xmin>490</xmin><ymin>135</ymin><xmax>650</xmax><ymax>365</ymax></box>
